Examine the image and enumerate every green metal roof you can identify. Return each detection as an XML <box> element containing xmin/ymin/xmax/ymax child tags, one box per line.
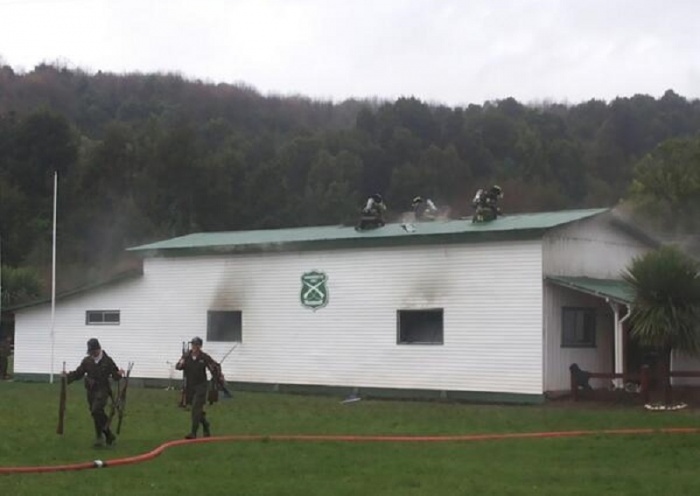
<box><xmin>127</xmin><ymin>208</ymin><xmax>609</xmax><ymax>255</ymax></box>
<box><xmin>547</xmin><ymin>276</ymin><xmax>634</xmax><ymax>304</ymax></box>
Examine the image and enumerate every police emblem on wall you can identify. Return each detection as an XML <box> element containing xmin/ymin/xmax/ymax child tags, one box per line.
<box><xmin>300</xmin><ymin>271</ymin><xmax>329</xmax><ymax>311</ymax></box>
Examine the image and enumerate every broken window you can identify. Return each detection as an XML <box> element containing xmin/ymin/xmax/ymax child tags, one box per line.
<box><xmin>86</xmin><ymin>310</ymin><xmax>120</xmax><ymax>325</ymax></box>
<box><xmin>397</xmin><ymin>309</ymin><xmax>444</xmax><ymax>345</ymax></box>
<box><xmin>207</xmin><ymin>310</ymin><xmax>242</xmax><ymax>342</ymax></box>
<box><xmin>561</xmin><ymin>307</ymin><xmax>596</xmax><ymax>348</ymax></box>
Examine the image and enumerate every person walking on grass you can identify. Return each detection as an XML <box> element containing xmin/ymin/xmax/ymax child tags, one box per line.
<box><xmin>64</xmin><ymin>338</ymin><xmax>124</xmax><ymax>447</ymax></box>
<box><xmin>176</xmin><ymin>336</ymin><xmax>223</xmax><ymax>439</ymax></box>
<box><xmin>0</xmin><ymin>335</ymin><xmax>12</xmax><ymax>379</ymax></box>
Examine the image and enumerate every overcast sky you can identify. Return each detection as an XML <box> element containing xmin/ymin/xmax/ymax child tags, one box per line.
<box><xmin>1</xmin><ymin>0</ymin><xmax>699</xmax><ymax>107</ymax></box>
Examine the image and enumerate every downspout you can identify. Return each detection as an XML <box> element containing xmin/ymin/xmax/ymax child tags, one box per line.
<box><xmin>619</xmin><ymin>304</ymin><xmax>632</xmax><ymax>382</ymax></box>
<box><xmin>608</xmin><ymin>298</ymin><xmax>632</xmax><ymax>389</ymax></box>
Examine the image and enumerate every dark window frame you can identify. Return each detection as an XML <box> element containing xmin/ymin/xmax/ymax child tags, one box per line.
<box><xmin>561</xmin><ymin>307</ymin><xmax>596</xmax><ymax>348</ymax></box>
<box><xmin>397</xmin><ymin>308</ymin><xmax>444</xmax><ymax>345</ymax></box>
<box><xmin>207</xmin><ymin>310</ymin><xmax>243</xmax><ymax>343</ymax></box>
<box><xmin>86</xmin><ymin>310</ymin><xmax>121</xmax><ymax>326</ymax></box>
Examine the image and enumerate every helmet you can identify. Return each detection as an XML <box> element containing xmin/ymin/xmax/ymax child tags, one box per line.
<box><xmin>87</xmin><ymin>338</ymin><xmax>101</xmax><ymax>352</ymax></box>
<box><xmin>490</xmin><ymin>185</ymin><xmax>503</xmax><ymax>198</ymax></box>
<box><xmin>371</xmin><ymin>193</ymin><xmax>383</xmax><ymax>203</ymax></box>
<box><xmin>190</xmin><ymin>337</ymin><xmax>203</xmax><ymax>346</ymax></box>
<box><xmin>412</xmin><ymin>196</ymin><xmax>423</xmax><ymax>206</ymax></box>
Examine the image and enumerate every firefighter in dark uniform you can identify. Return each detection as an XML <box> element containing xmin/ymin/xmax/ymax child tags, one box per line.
<box><xmin>176</xmin><ymin>337</ymin><xmax>223</xmax><ymax>439</ymax></box>
<box><xmin>412</xmin><ymin>196</ymin><xmax>438</xmax><ymax>221</ymax></box>
<box><xmin>0</xmin><ymin>335</ymin><xmax>12</xmax><ymax>379</ymax></box>
<box><xmin>65</xmin><ymin>338</ymin><xmax>124</xmax><ymax>447</ymax></box>
<box><xmin>472</xmin><ymin>185</ymin><xmax>503</xmax><ymax>222</ymax></box>
<box><xmin>357</xmin><ymin>193</ymin><xmax>387</xmax><ymax>230</ymax></box>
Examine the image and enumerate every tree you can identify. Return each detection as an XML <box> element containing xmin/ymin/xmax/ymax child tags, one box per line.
<box><xmin>546</xmin><ymin>139</ymin><xmax>587</xmax><ymax>203</ymax></box>
<box><xmin>7</xmin><ymin>63</ymin><xmax>700</xmax><ymax>300</ymax></box>
<box><xmin>10</xmin><ymin>109</ymin><xmax>78</xmax><ymax>199</ymax></box>
<box><xmin>392</xmin><ymin>97</ymin><xmax>439</xmax><ymax>144</ymax></box>
<box><xmin>303</xmin><ymin>150</ymin><xmax>359</xmax><ymax>225</ymax></box>
<box><xmin>0</xmin><ymin>178</ymin><xmax>34</xmax><ymax>266</ymax></box>
<box><xmin>278</xmin><ymin>134</ymin><xmax>323</xmax><ymax>193</ymax></box>
<box><xmin>241</xmin><ymin>160</ymin><xmax>291</xmax><ymax>228</ymax></box>
<box><xmin>387</xmin><ymin>162</ymin><xmax>430</xmax><ymax>211</ymax></box>
<box><xmin>149</xmin><ymin>122</ymin><xmax>201</xmax><ymax>235</ymax></box>
<box><xmin>622</xmin><ymin>246</ymin><xmax>700</xmax><ymax>403</ymax></box>
<box><xmin>628</xmin><ymin>137</ymin><xmax>700</xmax><ymax>231</ymax></box>
<box><xmin>1</xmin><ymin>265</ymin><xmax>43</xmax><ymax>307</ymax></box>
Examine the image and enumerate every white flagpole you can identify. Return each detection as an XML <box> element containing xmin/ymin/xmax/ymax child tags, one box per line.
<box><xmin>50</xmin><ymin>171</ymin><xmax>58</xmax><ymax>384</ymax></box>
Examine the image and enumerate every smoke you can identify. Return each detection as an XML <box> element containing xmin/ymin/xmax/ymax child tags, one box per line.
<box><xmin>395</xmin><ymin>205</ymin><xmax>454</xmax><ymax>226</ymax></box>
<box><xmin>209</xmin><ymin>261</ymin><xmax>249</xmax><ymax>310</ymax></box>
<box><xmin>613</xmin><ymin>202</ymin><xmax>700</xmax><ymax>259</ymax></box>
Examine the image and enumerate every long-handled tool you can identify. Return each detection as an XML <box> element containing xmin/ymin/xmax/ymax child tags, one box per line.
<box><xmin>116</xmin><ymin>361</ymin><xmax>135</xmax><ymax>435</ymax></box>
<box><xmin>56</xmin><ymin>361</ymin><xmax>67</xmax><ymax>435</ymax></box>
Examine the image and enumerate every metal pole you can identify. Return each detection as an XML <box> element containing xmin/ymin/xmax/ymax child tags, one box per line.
<box><xmin>50</xmin><ymin>171</ymin><xmax>57</xmax><ymax>384</ymax></box>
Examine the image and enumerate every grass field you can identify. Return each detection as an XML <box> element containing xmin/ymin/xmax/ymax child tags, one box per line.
<box><xmin>1</xmin><ymin>381</ymin><xmax>700</xmax><ymax>495</ymax></box>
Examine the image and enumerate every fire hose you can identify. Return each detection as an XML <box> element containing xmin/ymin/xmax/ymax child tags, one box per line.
<box><xmin>2</xmin><ymin>428</ymin><xmax>699</xmax><ymax>475</ymax></box>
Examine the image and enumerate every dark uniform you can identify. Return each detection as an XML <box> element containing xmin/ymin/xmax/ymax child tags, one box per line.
<box><xmin>357</xmin><ymin>194</ymin><xmax>387</xmax><ymax>230</ymax></box>
<box><xmin>66</xmin><ymin>338</ymin><xmax>123</xmax><ymax>447</ymax></box>
<box><xmin>412</xmin><ymin>196</ymin><xmax>438</xmax><ymax>221</ymax></box>
<box><xmin>176</xmin><ymin>337</ymin><xmax>222</xmax><ymax>439</ymax></box>
<box><xmin>472</xmin><ymin>185</ymin><xmax>503</xmax><ymax>222</ymax></box>
<box><xmin>0</xmin><ymin>336</ymin><xmax>11</xmax><ymax>379</ymax></box>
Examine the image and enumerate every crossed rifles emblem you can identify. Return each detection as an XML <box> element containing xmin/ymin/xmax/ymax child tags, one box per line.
<box><xmin>301</xmin><ymin>271</ymin><xmax>328</xmax><ymax>310</ymax></box>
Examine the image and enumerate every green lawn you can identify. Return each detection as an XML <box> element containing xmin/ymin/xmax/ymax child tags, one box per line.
<box><xmin>1</xmin><ymin>382</ymin><xmax>699</xmax><ymax>495</ymax></box>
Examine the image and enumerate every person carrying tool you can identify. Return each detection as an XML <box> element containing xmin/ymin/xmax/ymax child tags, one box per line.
<box><xmin>0</xmin><ymin>335</ymin><xmax>11</xmax><ymax>379</ymax></box>
<box><xmin>176</xmin><ymin>337</ymin><xmax>223</xmax><ymax>439</ymax></box>
<box><xmin>64</xmin><ymin>338</ymin><xmax>124</xmax><ymax>447</ymax></box>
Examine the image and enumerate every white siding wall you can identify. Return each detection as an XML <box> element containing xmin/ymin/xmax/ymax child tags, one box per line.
<box><xmin>543</xmin><ymin>216</ymin><xmax>650</xmax><ymax>278</ymax></box>
<box><xmin>542</xmin><ymin>215</ymin><xmax>652</xmax><ymax>391</ymax></box>
<box><xmin>15</xmin><ymin>240</ymin><xmax>544</xmax><ymax>395</ymax></box>
<box><xmin>543</xmin><ymin>284</ymin><xmax>614</xmax><ymax>391</ymax></box>
<box><xmin>671</xmin><ymin>352</ymin><xmax>700</xmax><ymax>386</ymax></box>
<box><xmin>14</xmin><ymin>278</ymin><xmax>147</xmax><ymax>377</ymax></box>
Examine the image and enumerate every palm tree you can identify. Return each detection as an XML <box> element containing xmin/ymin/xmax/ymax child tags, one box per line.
<box><xmin>623</xmin><ymin>246</ymin><xmax>700</xmax><ymax>404</ymax></box>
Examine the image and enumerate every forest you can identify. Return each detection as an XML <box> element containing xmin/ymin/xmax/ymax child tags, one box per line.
<box><xmin>1</xmin><ymin>62</ymin><xmax>700</xmax><ymax>305</ymax></box>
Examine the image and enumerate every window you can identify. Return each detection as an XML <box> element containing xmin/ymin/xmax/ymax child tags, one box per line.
<box><xmin>561</xmin><ymin>307</ymin><xmax>596</xmax><ymax>348</ymax></box>
<box><xmin>86</xmin><ymin>310</ymin><xmax>120</xmax><ymax>325</ymax></box>
<box><xmin>207</xmin><ymin>311</ymin><xmax>242</xmax><ymax>342</ymax></box>
<box><xmin>397</xmin><ymin>309</ymin><xmax>444</xmax><ymax>344</ymax></box>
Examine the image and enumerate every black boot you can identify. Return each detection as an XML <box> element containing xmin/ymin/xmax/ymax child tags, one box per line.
<box><xmin>201</xmin><ymin>416</ymin><xmax>211</xmax><ymax>438</ymax></box>
<box><xmin>104</xmin><ymin>429</ymin><xmax>116</xmax><ymax>446</ymax></box>
<box><xmin>93</xmin><ymin>420</ymin><xmax>105</xmax><ymax>448</ymax></box>
<box><xmin>185</xmin><ymin>421</ymin><xmax>199</xmax><ymax>439</ymax></box>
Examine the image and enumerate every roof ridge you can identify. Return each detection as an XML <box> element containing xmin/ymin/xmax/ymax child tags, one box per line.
<box><xmin>127</xmin><ymin>208</ymin><xmax>609</xmax><ymax>254</ymax></box>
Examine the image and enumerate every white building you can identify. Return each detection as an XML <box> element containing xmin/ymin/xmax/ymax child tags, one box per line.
<box><xmin>14</xmin><ymin>208</ymin><xmax>689</xmax><ymax>403</ymax></box>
